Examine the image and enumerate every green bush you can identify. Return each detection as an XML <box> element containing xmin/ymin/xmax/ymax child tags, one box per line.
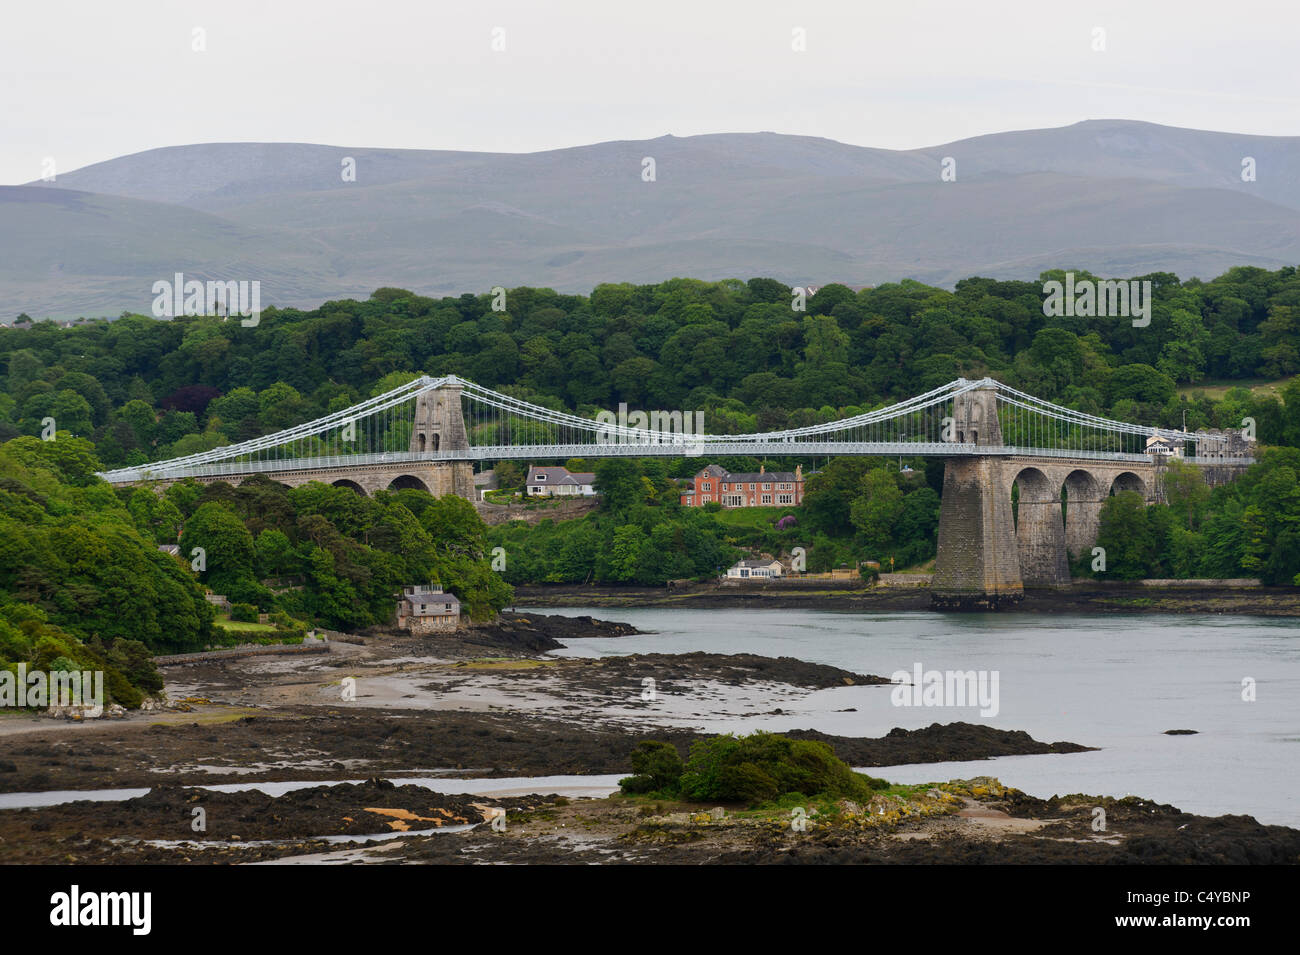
<box><xmin>105</xmin><ymin>667</ymin><xmax>143</xmax><ymax>709</ymax></box>
<box><xmin>229</xmin><ymin>602</ymin><xmax>258</xmax><ymax>622</ymax></box>
<box><xmin>619</xmin><ymin>732</ymin><xmax>886</xmax><ymax>806</ymax></box>
<box><xmin>206</xmin><ymin>625</ymin><xmax>238</xmax><ymax>648</ymax></box>
<box><xmin>619</xmin><ymin>741</ymin><xmax>685</xmax><ymax>794</ymax></box>
<box><xmin>678</xmin><ymin>732</ymin><xmax>883</xmax><ymax>805</ymax></box>
<box><xmin>716</xmin><ymin>761</ymin><xmax>780</xmax><ymax>803</ymax></box>
<box><xmin>104</xmin><ymin>637</ymin><xmax>163</xmax><ymax>696</ymax></box>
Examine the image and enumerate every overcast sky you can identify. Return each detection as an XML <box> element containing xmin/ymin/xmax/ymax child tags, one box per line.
<box><xmin>4</xmin><ymin>0</ymin><xmax>1298</xmax><ymax>184</ymax></box>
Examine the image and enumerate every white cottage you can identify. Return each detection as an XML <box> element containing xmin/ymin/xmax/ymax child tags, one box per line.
<box><xmin>726</xmin><ymin>558</ymin><xmax>784</xmax><ymax>580</ymax></box>
<box><xmin>526</xmin><ymin>465</ymin><xmax>597</xmax><ymax>497</ymax></box>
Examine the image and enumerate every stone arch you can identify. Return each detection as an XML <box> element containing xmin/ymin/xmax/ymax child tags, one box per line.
<box><xmin>1062</xmin><ymin>469</ymin><xmax>1104</xmax><ymax>560</ymax></box>
<box><xmin>1010</xmin><ymin>466</ymin><xmax>1070</xmax><ymax>587</ymax></box>
<box><xmin>331</xmin><ymin>479</ymin><xmax>367</xmax><ymax>496</ymax></box>
<box><xmin>1110</xmin><ymin>471</ymin><xmax>1146</xmax><ymax>498</ymax></box>
<box><xmin>388</xmin><ymin>474</ymin><xmax>430</xmax><ymax>493</ymax></box>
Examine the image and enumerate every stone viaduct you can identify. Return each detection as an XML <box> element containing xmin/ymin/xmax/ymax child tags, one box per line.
<box><xmin>932</xmin><ymin>383</ymin><xmax>1164</xmax><ymax>609</ymax></box>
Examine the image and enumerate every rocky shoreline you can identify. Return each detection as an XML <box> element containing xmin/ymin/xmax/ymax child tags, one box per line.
<box><xmin>2</xmin><ymin>610</ymin><xmax>1295</xmax><ymax>865</ymax></box>
<box><xmin>509</xmin><ymin>583</ymin><xmax>1300</xmax><ymax>616</ymax></box>
<box><xmin>4</xmin><ymin>772</ymin><xmax>1296</xmax><ymax>865</ymax></box>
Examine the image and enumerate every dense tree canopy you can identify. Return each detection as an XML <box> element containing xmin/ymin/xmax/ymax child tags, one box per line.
<box><xmin>4</xmin><ymin>268</ymin><xmax>1298</xmax><ymax>469</ymax></box>
<box><xmin>2</xmin><ymin>268</ymin><xmax>1297</xmax><ymax>599</ymax></box>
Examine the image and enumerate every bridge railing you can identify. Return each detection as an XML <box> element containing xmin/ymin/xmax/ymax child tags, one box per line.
<box><xmin>95</xmin><ymin>375</ymin><xmax>1256</xmax><ymax>485</ymax></box>
<box><xmin>100</xmin><ymin>444</ymin><xmax>1255</xmax><ymax>484</ymax></box>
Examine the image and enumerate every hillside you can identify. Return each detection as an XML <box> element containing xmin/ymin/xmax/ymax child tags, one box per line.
<box><xmin>9</xmin><ymin>120</ymin><xmax>1300</xmax><ymax>319</ymax></box>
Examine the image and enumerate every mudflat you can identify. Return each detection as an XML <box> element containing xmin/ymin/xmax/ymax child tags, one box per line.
<box><xmin>1</xmin><ymin>613</ymin><xmax>1294</xmax><ymax>865</ymax></box>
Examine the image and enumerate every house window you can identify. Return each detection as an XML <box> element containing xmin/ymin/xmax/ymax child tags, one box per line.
<box><xmin>762</xmin><ymin>494</ymin><xmax>771</xmax><ymax>504</ymax></box>
<box><xmin>749</xmin><ymin>483</ymin><xmax>755</xmax><ymax>491</ymax></box>
<box><xmin>778</xmin><ymin>494</ymin><xmax>792</xmax><ymax>504</ymax></box>
<box><xmin>703</xmin><ymin>482</ymin><xmax>711</xmax><ymax>490</ymax></box>
<box><xmin>763</xmin><ymin>483</ymin><xmax>771</xmax><ymax>491</ymax></box>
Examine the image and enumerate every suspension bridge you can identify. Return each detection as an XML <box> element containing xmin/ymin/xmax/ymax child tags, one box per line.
<box><xmin>99</xmin><ymin>375</ymin><xmax>1254</xmax><ymax>609</ymax></box>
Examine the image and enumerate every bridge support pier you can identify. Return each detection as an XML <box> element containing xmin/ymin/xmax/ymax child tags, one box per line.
<box><xmin>1014</xmin><ymin>471</ymin><xmax>1071</xmax><ymax>588</ymax></box>
<box><xmin>931</xmin><ymin>457</ymin><xmax>1024</xmax><ymax>610</ymax></box>
<box><xmin>930</xmin><ymin>452</ymin><xmax>1175</xmax><ymax>609</ymax></box>
<box><xmin>1064</xmin><ymin>499</ymin><xmax>1104</xmax><ymax>563</ymax></box>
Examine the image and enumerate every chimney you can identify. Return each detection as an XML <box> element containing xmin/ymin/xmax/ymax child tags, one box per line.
<box><xmin>795</xmin><ymin>464</ymin><xmax>802</xmax><ymax>481</ymax></box>
<box><xmin>760</xmin><ymin>464</ymin><xmax>765</xmax><ymax>474</ymax></box>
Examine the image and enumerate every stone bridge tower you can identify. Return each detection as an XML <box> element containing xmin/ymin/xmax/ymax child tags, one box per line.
<box><xmin>931</xmin><ymin>383</ymin><xmax>1024</xmax><ymax>609</ymax></box>
<box><xmin>411</xmin><ymin>379</ymin><xmax>470</xmax><ymax>455</ymax></box>
<box><xmin>949</xmin><ymin>379</ymin><xmax>1003</xmax><ymax>447</ymax></box>
<box><xmin>409</xmin><ymin>379</ymin><xmax>473</xmax><ymax>498</ymax></box>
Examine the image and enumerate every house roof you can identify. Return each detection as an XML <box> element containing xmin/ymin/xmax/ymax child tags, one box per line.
<box><xmin>527</xmin><ymin>466</ymin><xmax>595</xmax><ymax>485</ymax></box>
<box><xmin>721</xmin><ymin>472</ymin><xmax>798</xmax><ymax>483</ymax></box>
<box><xmin>401</xmin><ymin>586</ymin><xmax>459</xmax><ymax>607</ymax></box>
<box><xmin>695</xmin><ymin>465</ymin><xmax>801</xmax><ymax>483</ymax></box>
<box><xmin>733</xmin><ymin>559</ymin><xmax>781</xmax><ymax>568</ymax></box>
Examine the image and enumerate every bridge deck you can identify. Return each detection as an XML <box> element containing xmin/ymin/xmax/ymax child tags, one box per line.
<box><xmin>103</xmin><ymin>446</ymin><xmax>1251</xmax><ymax>484</ymax></box>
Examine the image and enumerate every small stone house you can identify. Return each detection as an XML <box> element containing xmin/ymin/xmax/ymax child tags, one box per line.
<box><xmin>396</xmin><ymin>584</ymin><xmax>462</xmax><ymax>635</ymax></box>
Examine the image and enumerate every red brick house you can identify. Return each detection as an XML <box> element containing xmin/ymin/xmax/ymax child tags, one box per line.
<box><xmin>680</xmin><ymin>464</ymin><xmax>804</xmax><ymax>508</ymax></box>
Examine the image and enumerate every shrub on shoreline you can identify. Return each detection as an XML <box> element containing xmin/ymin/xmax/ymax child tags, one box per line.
<box><xmin>620</xmin><ymin>732</ymin><xmax>888</xmax><ymax>805</ymax></box>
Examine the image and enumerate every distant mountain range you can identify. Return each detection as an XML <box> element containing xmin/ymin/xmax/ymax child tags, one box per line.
<box><xmin>6</xmin><ymin>119</ymin><xmax>1299</xmax><ymax>319</ymax></box>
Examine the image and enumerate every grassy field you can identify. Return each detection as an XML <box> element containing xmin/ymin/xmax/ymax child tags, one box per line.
<box><xmin>213</xmin><ymin>614</ymin><xmax>276</xmax><ymax>633</ymax></box>
<box><xmin>1177</xmin><ymin>375</ymin><xmax>1294</xmax><ymax>401</ymax></box>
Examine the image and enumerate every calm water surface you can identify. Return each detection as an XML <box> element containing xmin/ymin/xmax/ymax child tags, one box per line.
<box><xmin>531</xmin><ymin>607</ymin><xmax>1300</xmax><ymax>827</ymax></box>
